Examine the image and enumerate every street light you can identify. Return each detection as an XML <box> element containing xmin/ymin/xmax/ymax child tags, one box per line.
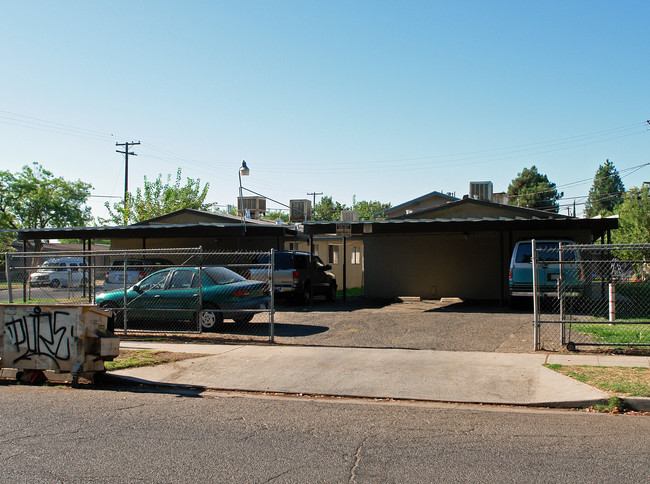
<box><xmin>239</xmin><ymin>160</ymin><xmax>250</xmax><ymax>232</ymax></box>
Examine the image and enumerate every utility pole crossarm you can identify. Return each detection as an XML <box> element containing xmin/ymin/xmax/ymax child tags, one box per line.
<box><xmin>116</xmin><ymin>141</ymin><xmax>141</xmax><ymax>225</ymax></box>
<box><xmin>307</xmin><ymin>192</ymin><xmax>323</xmax><ymax>220</ymax></box>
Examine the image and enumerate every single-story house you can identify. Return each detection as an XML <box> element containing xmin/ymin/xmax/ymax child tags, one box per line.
<box><xmin>9</xmin><ymin>199</ymin><xmax>618</xmax><ymax>304</ymax></box>
<box><xmin>303</xmin><ymin>197</ymin><xmax>618</xmax><ymax>304</ymax></box>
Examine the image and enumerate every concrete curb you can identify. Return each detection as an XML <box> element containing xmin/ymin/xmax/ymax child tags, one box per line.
<box><xmin>103</xmin><ymin>372</ymin><xmax>610</xmax><ymax>410</ymax></box>
<box><xmin>622</xmin><ymin>397</ymin><xmax>650</xmax><ymax>412</ymax></box>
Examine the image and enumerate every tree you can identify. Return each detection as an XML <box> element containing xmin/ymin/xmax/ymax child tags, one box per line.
<box><xmin>584</xmin><ymin>159</ymin><xmax>625</xmax><ymax>218</ymax></box>
<box><xmin>312</xmin><ymin>196</ymin><xmax>349</xmax><ymax>221</ymax></box>
<box><xmin>260</xmin><ymin>211</ymin><xmax>289</xmax><ymax>223</ymax></box>
<box><xmin>0</xmin><ymin>163</ymin><xmax>92</xmax><ymax>250</ymax></box>
<box><xmin>612</xmin><ymin>185</ymin><xmax>650</xmax><ymax>244</ymax></box>
<box><xmin>352</xmin><ymin>196</ymin><xmax>391</xmax><ymax>220</ymax></box>
<box><xmin>507</xmin><ymin>165</ymin><xmax>563</xmax><ymax>213</ymax></box>
<box><xmin>101</xmin><ymin>168</ymin><xmax>214</xmax><ymax>225</ymax></box>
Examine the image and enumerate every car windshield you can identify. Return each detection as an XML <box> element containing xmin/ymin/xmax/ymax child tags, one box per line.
<box><xmin>255</xmin><ymin>253</ymin><xmax>294</xmax><ymax>270</ymax></box>
<box><xmin>516</xmin><ymin>242</ymin><xmax>577</xmax><ymax>263</ymax></box>
<box><xmin>39</xmin><ymin>260</ymin><xmax>63</xmax><ymax>273</ymax></box>
<box><xmin>204</xmin><ymin>266</ymin><xmax>246</xmax><ymax>285</ymax></box>
<box><xmin>313</xmin><ymin>256</ymin><xmax>327</xmax><ymax>269</ymax></box>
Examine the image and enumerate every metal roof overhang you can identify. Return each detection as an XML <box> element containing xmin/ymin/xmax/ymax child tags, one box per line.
<box><xmin>13</xmin><ymin>223</ymin><xmax>298</xmax><ymax>241</ymax></box>
<box><xmin>303</xmin><ymin>217</ymin><xmax>619</xmax><ymax>236</ymax></box>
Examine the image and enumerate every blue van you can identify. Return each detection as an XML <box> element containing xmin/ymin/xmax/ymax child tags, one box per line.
<box><xmin>509</xmin><ymin>240</ymin><xmax>583</xmax><ymax>297</ymax></box>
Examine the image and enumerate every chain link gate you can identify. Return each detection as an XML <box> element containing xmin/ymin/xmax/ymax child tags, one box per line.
<box><xmin>2</xmin><ymin>248</ymin><xmax>276</xmax><ymax>343</ymax></box>
<box><xmin>532</xmin><ymin>241</ymin><xmax>650</xmax><ymax>351</ymax></box>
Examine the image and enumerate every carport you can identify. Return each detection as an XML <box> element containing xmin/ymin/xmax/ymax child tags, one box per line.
<box><xmin>12</xmin><ymin>221</ymin><xmax>299</xmax><ymax>253</ymax></box>
<box><xmin>303</xmin><ymin>215</ymin><xmax>618</xmax><ymax>305</ymax></box>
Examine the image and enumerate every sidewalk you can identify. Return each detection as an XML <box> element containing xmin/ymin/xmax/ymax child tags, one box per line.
<box><xmin>112</xmin><ymin>342</ymin><xmax>650</xmax><ymax>409</ymax></box>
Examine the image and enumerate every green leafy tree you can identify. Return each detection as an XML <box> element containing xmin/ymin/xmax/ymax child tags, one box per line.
<box><xmin>0</xmin><ymin>163</ymin><xmax>92</xmax><ymax>251</ymax></box>
<box><xmin>101</xmin><ymin>168</ymin><xmax>214</xmax><ymax>225</ymax></box>
<box><xmin>352</xmin><ymin>196</ymin><xmax>391</xmax><ymax>220</ymax></box>
<box><xmin>584</xmin><ymin>159</ymin><xmax>625</xmax><ymax>218</ymax></box>
<box><xmin>260</xmin><ymin>211</ymin><xmax>289</xmax><ymax>222</ymax></box>
<box><xmin>612</xmin><ymin>185</ymin><xmax>650</xmax><ymax>244</ymax></box>
<box><xmin>507</xmin><ymin>165</ymin><xmax>563</xmax><ymax>213</ymax></box>
<box><xmin>313</xmin><ymin>196</ymin><xmax>349</xmax><ymax>221</ymax></box>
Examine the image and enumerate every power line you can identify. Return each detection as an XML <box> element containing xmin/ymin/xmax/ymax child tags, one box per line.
<box><xmin>508</xmin><ymin>162</ymin><xmax>650</xmax><ymax>201</ymax></box>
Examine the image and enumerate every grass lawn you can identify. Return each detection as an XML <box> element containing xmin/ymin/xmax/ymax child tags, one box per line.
<box><xmin>545</xmin><ymin>364</ymin><xmax>650</xmax><ymax>397</ymax></box>
<box><xmin>104</xmin><ymin>349</ymin><xmax>208</xmax><ymax>371</ymax></box>
<box><xmin>570</xmin><ymin>322</ymin><xmax>650</xmax><ymax>346</ymax></box>
<box><xmin>337</xmin><ymin>286</ymin><xmax>363</xmax><ymax>297</ymax></box>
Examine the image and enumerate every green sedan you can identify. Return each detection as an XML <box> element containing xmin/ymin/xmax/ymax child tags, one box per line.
<box><xmin>96</xmin><ymin>266</ymin><xmax>270</xmax><ymax>332</ymax></box>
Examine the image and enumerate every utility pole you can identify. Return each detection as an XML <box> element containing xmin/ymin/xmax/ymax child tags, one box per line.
<box><xmin>307</xmin><ymin>191</ymin><xmax>322</xmax><ymax>220</ymax></box>
<box><xmin>116</xmin><ymin>141</ymin><xmax>140</xmax><ymax>225</ymax></box>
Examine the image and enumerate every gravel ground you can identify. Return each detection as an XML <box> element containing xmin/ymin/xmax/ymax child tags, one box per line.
<box><xmin>119</xmin><ymin>298</ymin><xmax>535</xmax><ymax>353</ymax></box>
<box><xmin>271</xmin><ymin>298</ymin><xmax>534</xmax><ymax>352</ymax></box>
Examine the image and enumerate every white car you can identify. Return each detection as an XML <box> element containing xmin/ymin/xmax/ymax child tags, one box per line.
<box><xmin>29</xmin><ymin>257</ymin><xmax>87</xmax><ymax>288</ymax></box>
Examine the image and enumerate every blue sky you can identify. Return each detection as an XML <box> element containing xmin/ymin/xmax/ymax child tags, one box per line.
<box><xmin>1</xmin><ymin>1</ymin><xmax>648</xmax><ymax>220</ymax></box>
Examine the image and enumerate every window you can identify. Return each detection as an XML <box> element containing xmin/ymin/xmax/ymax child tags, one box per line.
<box><xmin>287</xmin><ymin>242</ymin><xmax>300</xmax><ymax>251</ymax></box>
<box><xmin>328</xmin><ymin>245</ymin><xmax>339</xmax><ymax>265</ymax></box>
<box><xmin>351</xmin><ymin>246</ymin><xmax>361</xmax><ymax>265</ymax></box>
<box><xmin>313</xmin><ymin>245</ymin><xmax>319</xmax><ymax>257</ymax></box>
<box><xmin>169</xmin><ymin>269</ymin><xmax>198</xmax><ymax>289</ymax></box>
<box><xmin>139</xmin><ymin>271</ymin><xmax>168</xmax><ymax>291</ymax></box>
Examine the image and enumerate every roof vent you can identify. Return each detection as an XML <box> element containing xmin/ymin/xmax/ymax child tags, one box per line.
<box><xmin>469</xmin><ymin>181</ymin><xmax>493</xmax><ymax>201</ymax></box>
<box><xmin>340</xmin><ymin>210</ymin><xmax>359</xmax><ymax>221</ymax></box>
<box><xmin>290</xmin><ymin>199</ymin><xmax>312</xmax><ymax>222</ymax></box>
<box><xmin>237</xmin><ymin>196</ymin><xmax>266</xmax><ymax>218</ymax></box>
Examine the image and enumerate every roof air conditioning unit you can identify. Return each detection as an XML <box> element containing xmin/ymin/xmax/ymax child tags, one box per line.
<box><xmin>290</xmin><ymin>199</ymin><xmax>312</xmax><ymax>222</ymax></box>
<box><xmin>340</xmin><ymin>210</ymin><xmax>359</xmax><ymax>221</ymax></box>
<box><xmin>237</xmin><ymin>196</ymin><xmax>266</xmax><ymax>219</ymax></box>
<box><xmin>469</xmin><ymin>181</ymin><xmax>493</xmax><ymax>201</ymax></box>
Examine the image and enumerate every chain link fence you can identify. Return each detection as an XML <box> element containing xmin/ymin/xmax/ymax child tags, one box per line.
<box><xmin>2</xmin><ymin>248</ymin><xmax>276</xmax><ymax>342</ymax></box>
<box><xmin>532</xmin><ymin>242</ymin><xmax>650</xmax><ymax>351</ymax></box>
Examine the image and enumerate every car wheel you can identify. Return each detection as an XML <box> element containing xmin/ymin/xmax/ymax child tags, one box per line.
<box><xmin>301</xmin><ymin>282</ymin><xmax>311</xmax><ymax>304</ymax></box>
<box><xmin>199</xmin><ymin>305</ymin><xmax>223</xmax><ymax>332</ymax></box>
<box><xmin>326</xmin><ymin>283</ymin><xmax>337</xmax><ymax>302</ymax></box>
<box><xmin>233</xmin><ymin>314</ymin><xmax>254</xmax><ymax>326</ymax></box>
<box><xmin>49</xmin><ymin>279</ymin><xmax>60</xmax><ymax>288</ymax></box>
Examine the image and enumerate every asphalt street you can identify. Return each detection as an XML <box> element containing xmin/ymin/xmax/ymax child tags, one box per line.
<box><xmin>1</xmin><ymin>384</ymin><xmax>649</xmax><ymax>483</ymax></box>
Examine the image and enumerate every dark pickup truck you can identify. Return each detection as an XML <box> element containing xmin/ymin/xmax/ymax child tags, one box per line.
<box><xmin>249</xmin><ymin>251</ymin><xmax>337</xmax><ymax>303</ymax></box>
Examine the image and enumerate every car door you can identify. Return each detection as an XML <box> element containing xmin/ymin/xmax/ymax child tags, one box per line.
<box><xmin>310</xmin><ymin>256</ymin><xmax>331</xmax><ymax>294</ymax></box>
<box><xmin>510</xmin><ymin>242</ymin><xmax>534</xmax><ymax>293</ymax></box>
<box><xmin>537</xmin><ymin>242</ymin><xmax>572</xmax><ymax>291</ymax></box>
<box><xmin>160</xmin><ymin>268</ymin><xmax>201</xmax><ymax>321</ymax></box>
<box><xmin>125</xmin><ymin>269</ymin><xmax>171</xmax><ymax>321</ymax></box>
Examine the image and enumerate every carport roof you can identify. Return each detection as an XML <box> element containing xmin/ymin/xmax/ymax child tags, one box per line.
<box><xmin>10</xmin><ymin>222</ymin><xmax>298</xmax><ymax>241</ymax></box>
<box><xmin>302</xmin><ymin>216</ymin><xmax>619</xmax><ymax>237</ymax></box>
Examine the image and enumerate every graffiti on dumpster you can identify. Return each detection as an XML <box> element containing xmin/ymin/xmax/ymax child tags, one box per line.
<box><xmin>4</xmin><ymin>307</ymin><xmax>74</xmax><ymax>369</ymax></box>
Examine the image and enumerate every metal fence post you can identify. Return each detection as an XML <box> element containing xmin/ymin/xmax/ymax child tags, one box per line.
<box><xmin>198</xmin><ymin>247</ymin><xmax>203</xmax><ymax>333</ymax></box>
<box><xmin>122</xmin><ymin>258</ymin><xmax>128</xmax><ymax>335</ymax></box>
<box><xmin>270</xmin><ymin>249</ymin><xmax>275</xmax><ymax>343</ymax></box>
<box><xmin>609</xmin><ymin>283</ymin><xmax>616</xmax><ymax>323</ymax></box>
<box><xmin>532</xmin><ymin>239</ymin><xmax>540</xmax><ymax>351</ymax></box>
<box><xmin>559</xmin><ymin>242</ymin><xmax>565</xmax><ymax>346</ymax></box>
<box><xmin>5</xmin><ymin>253</ymin><xmax>12</xmax><ymax>303</ymax></box>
